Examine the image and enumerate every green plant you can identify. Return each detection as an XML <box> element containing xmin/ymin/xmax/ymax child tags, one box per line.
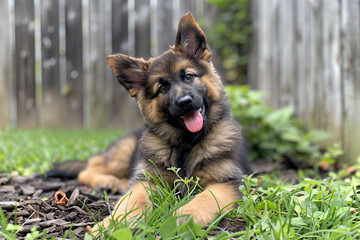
<box><xmin>0</xmin><ymin>208</ymin><xmax>49</xmax><ymax>240</ymax></box>
<box><xmin>207</xmin><ymin>0</ymin><xmax>252</xmax><ymax>84</ymax></box>
<box><xmin>226</xmin><ymin>85</ymin><xmax>334</xmax><ymax>168</ymax></box>
<box><xmin>0</xmin><ymin>207</ymin><xmax>19</xmax><ymax>239</ymax></box>
<box><xmin>237</xmin><ymin>175</ymin><xmax>360</xmax><ymax>239</ymax></box>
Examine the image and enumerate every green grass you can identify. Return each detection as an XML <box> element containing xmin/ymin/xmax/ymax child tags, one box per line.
<box><xmin>1</xmin><ymin>171</ymin><xmax>360</xmax><ymax>239</ymax></box>
<box><xmin>0</xmin><ymin>129</ymin><xmax>359</xmax><ymax>239</ymax></box>
<box><xmin>237</xmin><ymin>176</ymin><xmax>360</xmax><ymax>239</ymax></box>
<box><xmin>83</xmin><ymin>171</ymin><xmax>360</xmax><ymax>240</ymax></box>
<box><xmin>0</xmin><ymin>128</ymin><xmax>126</xmax><ymax>175</ymax></box>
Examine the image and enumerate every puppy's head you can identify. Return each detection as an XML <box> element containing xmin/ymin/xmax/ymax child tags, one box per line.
<box><xmin>107</xmin><ymin>13</ymin><xmax>229</xmax><ymax>133</ymax></box>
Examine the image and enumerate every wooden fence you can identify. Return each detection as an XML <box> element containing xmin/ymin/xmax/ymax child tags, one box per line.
<box><xmin>0</xmin><ymin>0</ymin><xmax>213</xmax><ymax>129</ymax></box>
<box><xmin>2</xmin><ymin>0</ymin><xmax>360</xmax><ymax>161</ymax></box>
<box><xmin>249</xmin><ymin>0</ymin><xmax>360</xmax><ymax>162</ymax></box>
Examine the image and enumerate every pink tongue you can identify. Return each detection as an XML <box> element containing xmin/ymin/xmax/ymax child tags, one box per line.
<box><xmin>182</xmin><ymin>109</ymin><xmax>203</xmax><ymax>133</ymax></box>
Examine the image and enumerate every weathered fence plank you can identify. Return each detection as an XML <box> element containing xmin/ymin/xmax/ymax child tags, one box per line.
<box><xmin>65</xmin><ymin>0</ymin><xmax>83</xmax><ymax>128</ymax></box>
<box><xmin>111</xmin><ymin>0</ymin><xmax>130</xmax><ymax>128</ymax></box>
<box><xmin>277</xmin><ymin>1</ymin><xmax>295</xmax><ymax>108</ymax></box>
<box><xmin>41</xmin><ymin>0</ymin><xmax>61</xmax><ymax>128</ymax></box>
<box><xmin>307</xmin><ymin>1</ymin><xmax>342</xmax><ymax>139</ymax></box>
<box><xmin>293</xmin><ymin>0</ymin><xmax>310</xmax><ymax>121</ymax></box>
<box><xmin>14</xmin><ymin>0</ymin><xmax>37</xmax><ymax>128</ymax></box>
<box><xmin>0</xmin><ymin>0</ymin><xmax>11</xmax><ymax>127</ymax></box>
<box><xmin>321</xmin><ymin>1</ymin><xmax>342</xmax><ymax>139</ymax></box>
<box><xmin>180</xmin><ymin>0</ymin><xmax>196</xmax><ymax>18</ymax></box>
<box><xmin>203</xmin><ymin>0</ymin><xmax>217</xmax><ymax>32</ymax></box>
<box><xmin>157</xmin><ymin>0</ymin><xmax>175</xmax><ymax>55</ymax></box>
<box><xmin>111</xmin><ymin>0</ymin><xmax>129</xmax><ymax>54</ymax></box>
<box><xmin>342</xmin><ymin>0</ymin><xmax>360</xmax><ymax>163</ymax></box>
<box><xmin>121</xmin><ymin>0</ymin><xmax>151</xmax><ymax>127</ymax></box>
<box><xmin>288</xmin><ymin>1</ymin><xmax>343</xmax><ymax>141</ymax></box>
<box><xmin>134</xmin><ymin>0</ymin><xmax>151</xmax><ymax>58</ymax></box>
<box><xmin>249</xmin><ymin>0</ymin><xmax>280</xmax><ymax>108</ymax></box>
<box><xmin>88</xmin><ymin>0</ymin><xmax>108</xmax><ymax>128</ymax></box>
<box><xmin>110</xmin><ymin>0</ymin><xmax>142</xmax><ymax>129</ymax></box>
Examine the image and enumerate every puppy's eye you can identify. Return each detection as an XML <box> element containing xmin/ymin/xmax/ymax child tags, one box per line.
<box><xmin>157</xmin><ymin>79</ymin><xmax>170</xmax><ymax>95</ymax></box>
<box><xmin>185</xmin><ymin>73</ymin><xmax>194</xmax><ymax>81</ymax></box>
<box><xmin>159</xmin><ymin>84</ymin><xmax>167</xmax><ymax>93</ymax></box>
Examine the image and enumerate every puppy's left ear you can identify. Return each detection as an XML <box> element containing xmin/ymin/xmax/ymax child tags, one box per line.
<box><xmin>107</xmin><ymin>54</ymin><xmax>149</xmax><ymax>97</ymax></box>
<box><xmin>174</xmin><ymin>12</ymin><xmax>211</xmax><ymax>61</ymax></box>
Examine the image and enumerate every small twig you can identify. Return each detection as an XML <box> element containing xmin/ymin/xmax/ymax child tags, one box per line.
<box><xmin>17</xmin><ymin>211</ymin><xmax>35</xmax><ymax>233</ymax></box>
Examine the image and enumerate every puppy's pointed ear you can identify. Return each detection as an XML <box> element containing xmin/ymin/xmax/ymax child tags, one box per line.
<box><xmin>107</xmin><ymin>54</ymin><xmax>149</xmax><ymax>97</ymax></box>
<box><xmin>174</xmin><ymin>12</ymin><xmax>211</xmax><ymax>61</ymax></box>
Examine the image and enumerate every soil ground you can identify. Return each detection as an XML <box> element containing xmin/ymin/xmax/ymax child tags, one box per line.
<box><xmin>0</xmin><ymin>174</ymin><xmax>118</xmax><ymax>239</ymax></box>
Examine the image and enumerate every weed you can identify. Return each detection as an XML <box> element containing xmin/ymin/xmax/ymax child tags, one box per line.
<box><xmin>0</xmin><ymin>207</ymin><xmax>49</xmax><ymax>240</ymax></box>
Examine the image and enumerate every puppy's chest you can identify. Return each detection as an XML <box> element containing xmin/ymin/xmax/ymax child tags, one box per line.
<box><xmin>148</xmin><ymin>145</ymin><xmax>206</xmax><ymax>196</ymax></box>
<box><xmin>169</xmin><ymin>147</ymin><xmax>194</xmax><ymax>177</ymax></box>
<box><xmin>145</xmin><ymin>143</ymin><xmax>199</xmax><ymax>174</ymax></box>
<box><xmin>141</xmin><ymin>139</ymin><xmax>225</xmax><ymax>182</ymax></box>
<box><xmin>140</xmin><ymin>120</ymin><xmax>240</xmax><ymax>182</ymax></box>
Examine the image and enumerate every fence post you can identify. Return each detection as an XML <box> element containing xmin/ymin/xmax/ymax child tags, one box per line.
<box><xmin>180</xmin><ymin>0</ymin><xmax>196</xmax><ymax>18</ymax></box>
<box><xmin>306</xmin><ymin>1</ymin><xmax>342</xmax><ymax>141</ymax></box>
<box><xmin>65</xmin><ymin>0</ymin><xmax>83</xmax><ymax>128</ymax></box>
<box><xmin>110</xmin><ymin>0</ymin><xmax>142</xmax><ymax>129</ymax></box>
<box><xmin>88</xmin><ymin>0</ymin><xmax>108</xmax><ymax>128</ymax></box>
<box><xmin>134</xmin><ymin>0</ymin><xmax>151</xmax><ymax>58</ymax></box>
<box><xmin>41</xmin><ymin>0</ymin><xmax>61</xmax><ymax>128</ymax></box>
<box><xmin>0</xmin><ymin>0</ymin><xmax>11</xmax><ymax>128</ymax></box>
<box><xmin>157</xmin><ymin>0</ymin><xmax>175</xmax><ymax>55</ymax></box>
<box><xmin>14</xmin><ymin>0</ymin><xmax>37</xmax><ymax>128</ymax></box>
<box><xmin>110</xmin><ymin>0</ymin><xmax>130</xmax><ymax>128</ymax></box>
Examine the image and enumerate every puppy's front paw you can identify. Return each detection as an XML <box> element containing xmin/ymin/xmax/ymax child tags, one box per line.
<box><xmin>92</xmin><ymin>175</ymin><xmax>128</xmax><ymax>194</ymax></box>
<box><xmin>87</xmin><ymin>217</ymin><xmax>111</xmax><ymax>237</ymax></box>
<box><xmin>176</xmin><ymin>204</ymin><xmax>213</xmax><ymax>226</ymax></box>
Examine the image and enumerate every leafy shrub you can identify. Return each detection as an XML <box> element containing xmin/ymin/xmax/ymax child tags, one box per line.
<box><xmin>226</xmin><ymin>85</ymin><xmax>335</xmax><ymax>168</ymax></box>
<box><xmin>207</xmin><ymin>0</ymin><xmax>252</xmax><ymax>84</ymax></box>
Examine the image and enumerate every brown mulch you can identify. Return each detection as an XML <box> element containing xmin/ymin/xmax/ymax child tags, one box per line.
<box><xmin>0</xmin><ymin>174</ymin><xmax>121</xmax><ymax>239</ymax></box>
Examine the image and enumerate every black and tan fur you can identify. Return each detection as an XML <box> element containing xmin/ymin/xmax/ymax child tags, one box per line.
<box><xmin>49</xmin><ymin>13</ymin><xmax>249</xmax><ymax>229</ymax></box>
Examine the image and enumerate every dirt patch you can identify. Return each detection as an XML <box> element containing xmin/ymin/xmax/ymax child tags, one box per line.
<box><xmin>0</xmin><ymin>174</ymin><xmax>121</xmax><ymax>239</ymax></box>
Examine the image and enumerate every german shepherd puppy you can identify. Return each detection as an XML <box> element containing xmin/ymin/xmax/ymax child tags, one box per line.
<box><xmin>49</xmin><ymin>13</ymin><xmax>248</xmax><ymax>229</ymax></box>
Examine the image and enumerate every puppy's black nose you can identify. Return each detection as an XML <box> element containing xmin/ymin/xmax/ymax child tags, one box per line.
<box><xmin>176</xmin><ymin>95</ymin><xmax>192</xmax><ymax>108</ymax></box>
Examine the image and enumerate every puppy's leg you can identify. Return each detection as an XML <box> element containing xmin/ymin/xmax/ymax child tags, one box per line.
<box><xmin>78</xmin><ymin>155</ymin><xmax>129</xmax><ymax>193</ymax></box>
<box><xmin>91</xmin><ymin>181</ymin><xmax>152</xmax><ymax>233</ymax></box>
<box><xmin>78</xmin><ymin>134</ymin><xmax>138</xmax><ymax>193</ymax></box>
<box><xmin>177</xmin><ymin>183</ymin><xmax>240</xmax><ymax>225</ymax></box>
